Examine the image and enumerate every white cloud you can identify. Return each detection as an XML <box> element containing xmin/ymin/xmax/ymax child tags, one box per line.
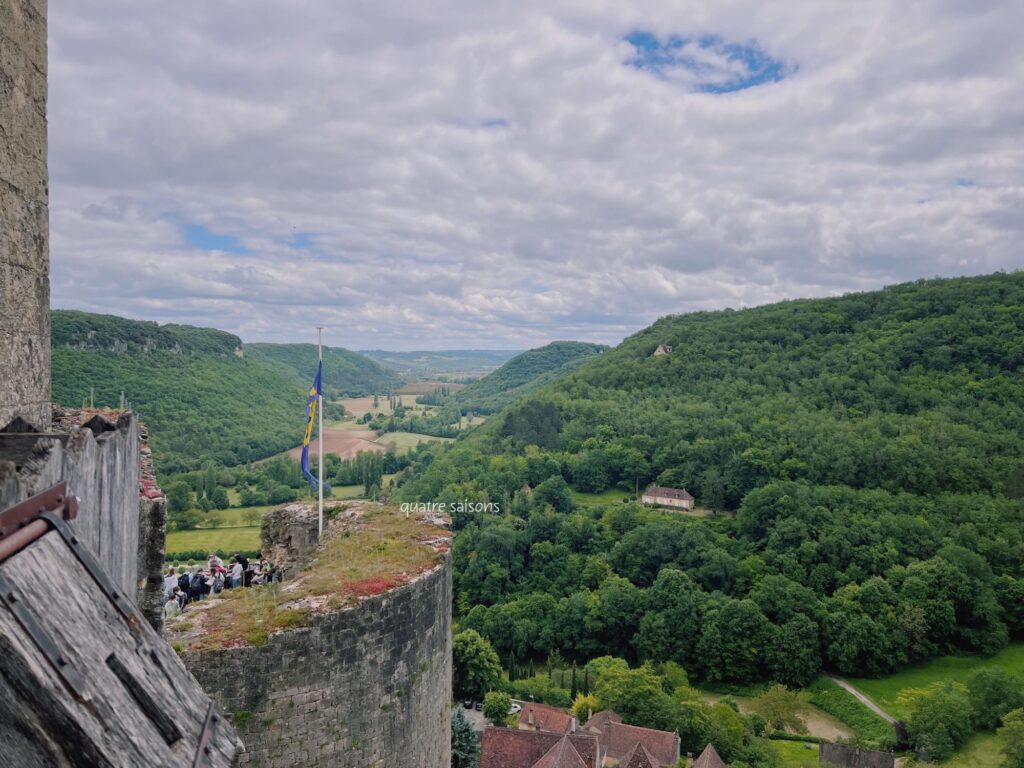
<box><xmin>47</xmin><ymin>0</ymin><xmax>1024</xmax><ymax>349</ymax></box>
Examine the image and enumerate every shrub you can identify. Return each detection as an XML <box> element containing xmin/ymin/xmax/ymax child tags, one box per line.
<box><xmin>509</xmin><ymin>676</ymin><xmax>572</xmax><ymax>708</ymax></box>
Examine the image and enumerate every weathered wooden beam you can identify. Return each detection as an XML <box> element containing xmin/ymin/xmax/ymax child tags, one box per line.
<box><xmin>0</xmin><ymin>525</ymin><xmax>240</xmax><ymax>766</ymax></box>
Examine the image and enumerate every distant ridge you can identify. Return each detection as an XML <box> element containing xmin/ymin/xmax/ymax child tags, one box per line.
<box><xmin>454</xmin><ymin>341</ymin><xmax>608</xmax><ymax>414</ymax></box>
<box><xmin>248</xmin><ymin>343</ymin><xmax>400</xmax><ymax>399</ymax></box>
<box><xmin>360</xmin><ymin>349</ymin><xmax>521</xmax><ymax>378</ymax></box>
<box><xmin>50</xmin><ymin>311</ymin><xmax>390</xmax><ymax>475</ymax></box>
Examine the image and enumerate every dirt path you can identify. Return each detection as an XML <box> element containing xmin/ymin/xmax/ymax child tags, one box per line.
<box><xmin>827</xmin><ymin>675</ymin><xmax>897</xmax><ymax>723</ymax></box>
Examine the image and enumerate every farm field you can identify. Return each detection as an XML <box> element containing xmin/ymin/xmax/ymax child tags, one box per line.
<box><xmin>770</xmin><ymin>740</ymin><xmax>819</xmax><ymax>767</ymax></box>
<box><xmin>287</xmin><ymin>426</ymin><xmax>385</xmax><ymax>461</ymax></box>
<box><xmin>196</xmin><ymin>504</ymin><xmax>274</xmax><ymax>527</ymax></box>
<box><xmin>166</xmin><ymin>526</ymin><xmax>261</xmax><ymax>557</ymax></box>
<box><xmin>845</xmin><ymin>643</ymin><xmax>1024</xmax><ymax>720</ymax></box>
<box><xmin>374</xmin><ymin>431</ymin><xmax>454</xmax><ymax>452</ymax></box>
<box><xmin>339</xmin><ymin>393</ymin><xmax>443</xmax><ymax>417</ymax></box>
<box><xmin>395</xmin><ymin>381</ymin><xmax>466</xmax><ymax>395</ymax></box>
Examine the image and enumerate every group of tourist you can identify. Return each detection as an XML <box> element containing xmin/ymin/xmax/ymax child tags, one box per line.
<box><xmin>162</xmin><ymin>552</ymin><xmax>280</xmax><ymax>618</ymax></box>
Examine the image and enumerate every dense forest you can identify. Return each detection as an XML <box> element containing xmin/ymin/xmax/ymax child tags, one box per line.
<box><xmin>50</xmin><ymin>311</ymin><xmax>389</xmax><ymax>475</ymax></box>
<box><xmin>398</xmin><ymin>273</ymin><xmax>1024</xmax><ymax>688</ymax></box>
<box><xmin>448</xmin><ymin>341</ymin><xmax>608</xmax><ymax>415</ymax></box>
<box><xmin>247</xmin><ymin>343</ymin><xmax>400</xmax><ymax>399</ymax></box>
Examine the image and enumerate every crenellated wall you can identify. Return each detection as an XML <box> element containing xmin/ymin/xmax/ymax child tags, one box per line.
<box><xmin>184</xmin><ymin>556</ymin><xmax>453</xmax><ymax>768</ymax></box>
<box><xmin>0</xmin><ymin>0</ymin><xmax>50</xmax><ymax>430</ymax></box>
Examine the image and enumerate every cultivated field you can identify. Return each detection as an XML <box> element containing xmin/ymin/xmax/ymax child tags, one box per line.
<box><xmin>395</xmin><ymin>381</ymin><xmax>466</xmax><ymax>395</ymax></box>
<box><xmin>166</xmin><ymin>526</ymin><xmax>261</xmax><ymax>557</ymax></box>
<box><xmin>287</xmin><ymin>426</ymin><xmax>386</xmax><ymax>461</ymax></box>
<box><xmin>374</xmin><ymin>431</ymin><xmax>454</xmax><ymax>452</ymax></box>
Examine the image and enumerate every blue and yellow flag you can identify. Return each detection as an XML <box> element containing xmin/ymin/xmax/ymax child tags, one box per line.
<box><xmin>300</xmin><ymin>361</ymin><xmax>323</xmax><ymax>490</ymax></box>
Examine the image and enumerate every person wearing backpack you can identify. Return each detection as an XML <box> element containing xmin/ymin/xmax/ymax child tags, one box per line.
<box><xmin>212</xmin><ymin>568</ymin><xmax>225</xmax><ymax>594</ymax></box>
<box><xmin>177</xmin><ymin>568</ymin><xmax>192</xmax><ymax>605</ymax></box>
<box><xmin>189</xmin><ymin>568</ymin><xmax>208</xmax><ymax>602</ymax></box>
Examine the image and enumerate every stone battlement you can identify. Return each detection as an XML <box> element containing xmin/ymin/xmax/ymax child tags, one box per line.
<box><xmin>173</xmin><ymin>502</ymin><xmax>453</xmax><ymax>767</ymax></box>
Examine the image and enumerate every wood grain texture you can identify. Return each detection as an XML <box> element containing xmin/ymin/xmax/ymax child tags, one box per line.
<box><xmin>0</xmin><ymin>532</ymin><xmax>239</xmax><ymax>766</ymax></box>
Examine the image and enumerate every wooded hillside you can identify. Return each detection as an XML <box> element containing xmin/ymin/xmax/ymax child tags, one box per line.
<box><xmin>398</xmin><ymin>272</ymin><xmax>1024</xmax><ymax>685</ymax></box>
<box><xmin>50</xmin><ymin>312</ymin><xmax>386</xmax><ymax>475</ymax></box>
<box><xmin>453</xmin><ymin>341</ymin><xmax>608</xmax><ymax>414</ymax></box>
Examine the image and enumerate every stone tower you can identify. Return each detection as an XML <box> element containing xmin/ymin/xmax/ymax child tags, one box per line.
<box><xmin>1</xmin><ymin>0</ymin><xmax>51</xmax><ymax>429</ymax></box>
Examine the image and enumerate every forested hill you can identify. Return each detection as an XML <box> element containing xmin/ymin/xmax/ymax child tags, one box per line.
<box><xmin>398</xmin><ymin>272</ymin><xmax>1024</xmax><ymax>689</ymax></box>
<box><xmin>247</xmin><ymin>343</ymin><xmax>400</xmax><ymax>399</ymax></box>
<box><xmin>50</xmin><ymin>311</ymin><xmax>382</xmax><ymax>475</ymax></box>
<box><xmin>453</xmin><ymin>341</ymin><xmax>608</xmax><ymax>415</ymax></box>
<box><xmin>53</xmin><ymin>310</ymin><xmax>243</xmax><ymax>356</ymax></box>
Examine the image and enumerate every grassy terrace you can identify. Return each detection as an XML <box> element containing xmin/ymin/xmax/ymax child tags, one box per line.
<box><xmin>168</xmin><ymin>502</ymin><xmax>449</xmax><ymax>652</ymax></box>
<box><xmin>845</xmin><ymin>643</ymin><xmax>1024</xmax><ymax>720</ymax></box>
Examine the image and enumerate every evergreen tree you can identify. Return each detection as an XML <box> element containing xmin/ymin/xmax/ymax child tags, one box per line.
<box><xmin>451</xmin><ymin>709</ymin><xmax>480</xmax><ymax>768</ymax></box>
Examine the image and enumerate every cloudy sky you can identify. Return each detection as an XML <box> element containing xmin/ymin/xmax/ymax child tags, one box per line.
<box><xmin>48</xmin><ymin>1</ymin><xmax>1024</xmax><ymax>350</ymax></box>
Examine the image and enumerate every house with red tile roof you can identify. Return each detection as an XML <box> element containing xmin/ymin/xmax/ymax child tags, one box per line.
<box><xmin>618</xmin><ymin>742</ymin><xmax>661</xmax><ymax>768</ymax></box>
<box><xmin>479</xmin><ymin>727</ymin><xmax>600</xmax><ymax>768</ymax></box>
<box><xmin>518</xmin><ymin>702</ymin><xmax>577</xmax><ymax>735</ymax></box>
<box><xmin>581</xmin><ymin>709</ymin><xmax>622</xmax><ymax>734</ymax></box>
<box><xmin>692</xmin><ymin>743</ymin><xmax>728</xmax><ymax>768</ymax></box>
<box><xmin>640</xmin><ymin>485</ymin><xmax>694</xmax><ymax>510</ymax></box>
<box><xmin>582</xmin><ymin>712</ymin><xmax>680</xmax><ymax>767</ymax></box>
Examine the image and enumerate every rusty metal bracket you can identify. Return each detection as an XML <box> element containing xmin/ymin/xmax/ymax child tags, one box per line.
<box><xmin>36</xmin><ymin>510</ymin><xmax>143</xmax><ymax>633</ymax></box>
<box><xmin>193</xmin><ymin>700</ymin><xmax>224</xmax><ymax>767</ymax></box>
<box><xmin>0</xmin><ymin>481</ymin><xmax>77</xmax><ymax>541</ymax></box>
<box><xmin>0</xmin><ymin>570</ymin><xmax>89</xmax><ymax>700</ymax></box>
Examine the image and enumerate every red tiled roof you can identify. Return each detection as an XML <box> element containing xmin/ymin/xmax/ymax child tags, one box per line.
<box><xmin>619</xmin><ymin>742</ymin><xmax>660</xmax><ymax>768</ymax></box>
<box><xmin>582</xmin><ymin>710</ymin><xmax>622</xmax><ymax>733</ymax></box>
<box><xmin>601</xmin><ymin>722</ymin><xmax>680</xmax><ymax>767</ymax></box>
<box><xmin>519</xmin><ymin>702</ymin><xmax>575</xmax><ymax>734</ymax></box>
<box><xmin>480</xmin><ymin>728</ymin><xmax>599</xmax><ymax>768</ymax></box>
<box><xmin>692</xmin><ymin>743</ymin><xmax>728</xmax><ymax>768</ymax></box>
<box><xmin>642</xmin><ymin>485</ymin><xmax>694</xmax><ymax>501</ymax></box>
<box><xmin>531</xmin><ymin>736</ymin><xmax>589</xmax><ymax>768</ymax></box>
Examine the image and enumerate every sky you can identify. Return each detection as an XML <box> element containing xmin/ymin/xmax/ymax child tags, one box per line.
<box><xmin>48</xmin><ymin>1</ymin><xmax>1024</xmax><ymax>350</ymax></box>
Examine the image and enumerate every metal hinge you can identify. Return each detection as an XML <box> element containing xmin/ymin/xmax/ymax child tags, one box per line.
<box><xmin>193</xmin><ymin>701</ymin><xmax>225</xmax><ymax>767</ymax></box>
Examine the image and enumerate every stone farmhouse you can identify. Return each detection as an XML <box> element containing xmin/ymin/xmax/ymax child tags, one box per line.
<box><xmin>641</xmin><ymin>484</ymin><xmax>695</xmax><ymax>510</ymax></box>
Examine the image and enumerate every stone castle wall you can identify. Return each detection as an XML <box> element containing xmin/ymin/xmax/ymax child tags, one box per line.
<box><xmin>1</xmin><ymin>0</ymin><xmax>50</xmax><ymax>430</ymax></box>
<box><xmin>184</xmin><ymin>556</ymin><xmax>453</xmax><ymax>768</ymax></box>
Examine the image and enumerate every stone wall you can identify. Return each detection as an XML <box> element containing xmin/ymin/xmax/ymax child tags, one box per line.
<box><xmin>820</xmin><ymin>742</ymin><xmax>895</xmax><ymax>768</ymax></box>
<box><xmin>0</xmin><ymin>409</ymin><xmax>166</xmax><ymax>629</ymax></box>
<box><xmin>184</xmin><ymin>556</ymin><xmax>453</xmax><ymax>768</ymax></box>
<box><xmin>0</xmin><ymin>0</ymin><xmax>50</xmax><ymax>430</ymax></box>
<box><xmin>260</xmin><ymin>502</ymin><xmax>320</xmax><ymax>577</ymax></box>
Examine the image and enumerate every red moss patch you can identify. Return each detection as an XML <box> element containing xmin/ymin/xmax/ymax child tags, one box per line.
<box><xmin>344</xmin><ymin>576</ymin><xmax>403</xmax><ymax>597</ymax></box>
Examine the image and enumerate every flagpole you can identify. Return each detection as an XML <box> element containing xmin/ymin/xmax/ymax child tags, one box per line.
<box><xmin>317</xmin><ymin>326</ymin><xmax>324</xmax><ymax>538</ymax></box>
